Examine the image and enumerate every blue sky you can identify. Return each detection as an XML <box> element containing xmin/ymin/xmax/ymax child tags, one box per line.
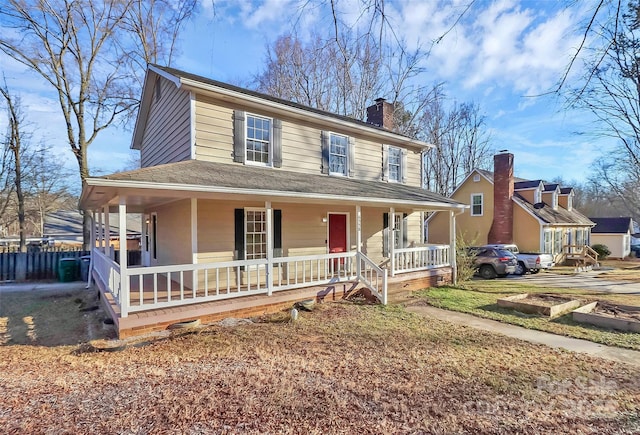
<box><xmin>0</xmin><ymin>0</ymin><xmax>612</xmax><ymax>187</ymax></box>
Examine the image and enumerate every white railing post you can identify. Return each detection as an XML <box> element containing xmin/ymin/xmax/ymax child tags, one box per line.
<box><xmin>87</xmin><ymin>212</ymin><xmax>96</xmax><ymax>289</ymax></box>
<box><xmin>103</xmin><ymin>205</ymin><xmax>110</xmax><ymax>257</ymax></box>
<box><xmin>119</xmin><ymin>198</ymin><xmax>129</xmax><ymax>318</ymax></box>
<box><xmin>382</xmin><ymin>268</ymin><xmax>388</xmax><ymax>305</ymax></box>
<box><xmin>449</xmin><ymin>210</ymin><xmax>457</xmax><ymax>285</ymax></box>
<box><xmin>98</xmin><ymin>209</ymin><xmax>104</xmax><ymax>252</ymax></box>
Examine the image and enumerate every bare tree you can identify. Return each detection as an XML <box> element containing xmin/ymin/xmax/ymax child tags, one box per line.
<box><xmin>0</xmin><ymin>83</ymin><xmax>30</xmax><ymax>252</ymax></box>
<box><xmin>420</xmin><ymin>90</ymin><xmax>493</xmax><ymax>196</ymax></box>
<box><xmin>566</xmin><ymin>1</ymin><xmax>640</xmax><ymax>219</ymax></box>
<box><xmin>0</xmin><ymin>0</ymin><xmax>195</xmax><ymax>249</ymax></box>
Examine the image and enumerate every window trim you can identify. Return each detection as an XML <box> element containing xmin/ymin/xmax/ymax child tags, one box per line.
<box><xmin>470</xmin><ymin>193</ymin><xmax>483</xmax><ymax>216</ymax></box>
<box><xmin>244</xmin><ymin>207</ymin><xmax>267</xmax><ymax>260</ymax></box>
<box><xmin>328</xmin><ymin>132</ymin><xmax>349</xmax><ymax>177</ymax></box>
<box><xmin>244</xmin><ymin>113</ymin><xmax>273</xmax><ymax>167</ymax></box>
<box><xmin>387</xmin><ymin>145</ymin><xmax>402</xmax><ymax>183</ymax></box>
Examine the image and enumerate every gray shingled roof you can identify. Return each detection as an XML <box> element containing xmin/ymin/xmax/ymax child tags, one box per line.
<box><xmin>514</xmin><ymin>179</ymin><xmax>543</xmax><ymax>189</ymax></box>
<box><xmin>101</xmin><ymin>160</ymin><xmax>462</xmax><ymax>206</ymax></box>
<box><xmin>589</xmin><ymin>217</ymin><xmax>633</xmax><ymax>234</ymax></box>
<box><xmin>513</xmin><ymin>193</ymin><xmax>593</xmax><ymax>225</ymax></box>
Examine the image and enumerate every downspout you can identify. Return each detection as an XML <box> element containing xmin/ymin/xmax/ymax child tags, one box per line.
<box><xmin>450</xmin><ymin>208</ymin><xmax>467</xmax><ymax>286</ymax></box>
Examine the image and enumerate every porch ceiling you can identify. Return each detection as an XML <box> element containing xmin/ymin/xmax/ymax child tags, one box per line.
<box><xmin>81</xmin><ymin>160</ymin><xmax>467</xmax><ymax>213</ymax></box>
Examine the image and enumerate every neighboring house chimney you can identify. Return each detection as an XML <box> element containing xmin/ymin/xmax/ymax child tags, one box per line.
<box><xmin>366</xmin><ymin>98</ymin><xmax>395</xmax><ymax>130</ymax></box>
<box><xmin>488</xmin><ymin>151</ymin><xmax>514</xmax><ymax>244</ymax></box>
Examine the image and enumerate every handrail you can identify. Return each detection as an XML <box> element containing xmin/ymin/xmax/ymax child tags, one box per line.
<box><xmin>356</xmin><ymin>252</ymin><xmax>387</xmax><ymax>305</ymax></box>
<box><xmin>393</xmin><ymin>244</ymin><xmax>450</xmax><ymax>274</ymax></box>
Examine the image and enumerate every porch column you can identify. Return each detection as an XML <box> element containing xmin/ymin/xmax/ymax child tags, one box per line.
<box><xmin>87</xmin><ymin>211</ymin><xmax>96</xmax><ymax>289</ymax></box>
<box><xmin>191</xmin><ymin>198</ymin><xmax>198</xmax><ymax>296</ymax></box>
<box><xmin>389</xmin><ymin>207</ymin><xmax>395</xmax><ymax>277</ymax></box>
<box><xmin>103</xmin><ymin>205</ymin><xmax>110</xmax><ymax>258</ymax></box>
<box><xmin>449</xmin><ymin>210</ymin><xmax>457</xmax><ymax>285</ymax></box>
<box><xmin>356</xmin><ymin>205</ymin><xmax>362</xmax><ymax>278</ymax></box>
<box><xmin>98</xmin><ymin>209</ymin><xmax>104</xmax><ymax>252</ymax></box>
<box><xmin>119</xmin><ymin>197</ymin><xmax>129</xmax><ymax>318</ymax></box>
<box><xmin>265</xmin><ymin>201</ymin><xmax>273</xmax><ymax>296</ymax></box>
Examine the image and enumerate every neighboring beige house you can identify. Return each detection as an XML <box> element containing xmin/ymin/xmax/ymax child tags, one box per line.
<box><xmin>589</xmin><ymin>217</ymin><xmax>635</xmax><ymax>259</ymax></box>
<box><xmin>80</xmin><ymin>65</ymin><xmax>466</xmax><ymax>338</ymax></box>
<box><xmin>427</xmin><ymin>152</ymin><xmax>595</xmax><ymax>264</ymax></box>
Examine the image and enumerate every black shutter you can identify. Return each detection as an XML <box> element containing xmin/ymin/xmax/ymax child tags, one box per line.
<box><xmin>321</xmin><ymin>131</ymin><xmax>329</xmax><ymax>174</ymax></box>
<box><xmin>234</xmin><ymin>208</ymin><xmax>244</xmax><ymax>262</ymax></box>
<box><xmin>233</xmin><ymin>110</ymin><xmax>245</xmax><ymax>163</ymax></box>
<box><xmin>274</xmin><ymin>209</ymin><xmax>282</xmax><ymax>256</ymax></box>
<box><xmin>383</xmin><ymin>212</ymin><xmax>389</xmax><ymax>257</ymax></box>
<box><xmin>272</xmin><ymin>119</ymin><xmax>282</xmax><ymax>168</ymax></box>
<box><xmin>403</xmin><ymin>213</ymin><xmax>408</xmax><ymax>248</ymax></box>
<box><xmin>382</xmin><ymin>144</ymin><xmax>389</xmax><ymax>181</ymax></box>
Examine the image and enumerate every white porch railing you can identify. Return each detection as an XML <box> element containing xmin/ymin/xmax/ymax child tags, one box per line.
<box><xmin>93</xmin><ymin>248</ymin><xmax>122</xmax><ymax>304</ymax></box>
<box><xmin>272</xmin><ymin>252</ymin><xmax>357</xmax><ymax>291</ymax></box>
<box><xmin>91</xmin><ymin>247</ymin><xmax>451</xmax><ymax>317</ymax></box>
<box><xmin>393</xmin><ymin>245</ymin><xmax>450</xmax><ymax>274</ymax></box>
<box><xmin>357</xmin><ymin>252</ymin><xmax>388</xmax><ymax>305</ymax></box>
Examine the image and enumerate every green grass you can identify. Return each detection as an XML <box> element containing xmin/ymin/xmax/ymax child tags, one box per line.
<box><xmin>416</xmin><ymin>279</ymin><xmax>640</xmax><ymax>351</ymax></box>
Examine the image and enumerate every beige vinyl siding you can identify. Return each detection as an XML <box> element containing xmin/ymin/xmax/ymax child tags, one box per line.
<box><xmin>516</xmin><ymin>189</ymin><xmax>535</xmax><ymax>204</ymax></box>
<box><xmin>194</xmin><ymin>97</ymin><xmax>234</xmax><ymax>162</ymax></box>
<box><xmin>427</xmin><ymin>172</ymin><xmax>493</xmax><ymax>245</ymax></box>
<box><xmin>193</xmin><ymin>94</ymin><xmax>421</xmax><ymax>184</ymax></box>
<box><xmin>141</xmin><ymin>77</ymin><xmax>191</xmax><ymax>167</ymax></box>
<box><xmin>591</xmin><ymin>233</ymin><xmax>628</xmax><ymax>259</ymax></box>
<box><xmin>152</xmin><ymin>199</ymin><xmax>192</xmax><ymax>267</ymax></box>
<box><xmin>512</xmin><ymin>205</ymin><xmax>541</xmax><ymax>253</ymax></box>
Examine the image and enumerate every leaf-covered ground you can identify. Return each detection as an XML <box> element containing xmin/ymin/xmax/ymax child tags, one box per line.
<box><xmin>1</xmin><ymin>303</ymin><xmax>639</xmax><ymax>434</ymax></box>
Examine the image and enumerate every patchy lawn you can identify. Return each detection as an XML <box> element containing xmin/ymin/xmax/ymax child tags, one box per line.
<box><xmin>0</xmin><ymin>303</ymin><xmax>639</xmax><ymax>433</ymax></box>
<box><xmin>418</xmin><ymin>280</ymin><xmax>640</xmax><ymax>351</ymax></box>
<box><xmin>0</xmin><ymin>286</ymin><xmax>113</xmax><ymax>346</ymax></box>
<box><xmin>596</xmin><ymin>259</ymin><xmax>640</xmax><ymax>282</ymax></box>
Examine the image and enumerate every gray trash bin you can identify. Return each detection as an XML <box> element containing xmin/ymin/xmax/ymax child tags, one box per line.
<box><xmin>80</xmin><ymin>255</ymin><xmax>91</xmax><ymax>282</ymax></box>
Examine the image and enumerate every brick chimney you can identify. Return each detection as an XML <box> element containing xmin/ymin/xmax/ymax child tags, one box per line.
<box><xmin>366</xmin><ymin>98</ymin><xmax>395</xmax><ymax>130</ymax></box>
<box><xmin>487</xmin><ymin>151</ymin><xmax>514</xmax><ymax>244</ymax></box>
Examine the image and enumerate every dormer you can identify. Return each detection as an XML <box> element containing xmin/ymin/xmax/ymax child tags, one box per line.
<box><xmin>559</xmin><ymin>187</ymin><xmax>574</xmax><ymax>211</ymax></box>
<box><xmin>514</xmin><ymin>180</ymin><xmax>544</xmax><ymax>204</ymax></box>
<box><xmin>542</xmin><ymin>184</ymin><xmax>560</xmax><ymax>210</ymax></box>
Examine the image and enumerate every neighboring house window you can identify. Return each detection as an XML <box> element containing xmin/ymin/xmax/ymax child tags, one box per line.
<box><xmin>329</xmin><ymin>133</ymin><xmax>348</xmax><ymax>175</ymax></box>
<box><xmin>576</xmin><ymin>228</ymin><xmax>584</xmax><ymax>247</ymax></box>
<box><xmin>473</xmin><ymin>174</ymin><xmax>480</xmax><ymax>182</ymax></box>
<box><xmin>552</xmin><ymin>193</ymin><xmax>558</xmax><ymax>209</ymax></box>
<box><xmin>471</xmin><ymin>194</ymin><xmax>483</xmax><ymax>216</ymax></box>
<box><xmin>534</xmin><ymin>188</ymin><xmax>541</xmax><ymax>204</ymax></box>
<box><xmin>245</xmin><ymin>209</ymin><xmax>267</xmax><ymax>260</ymax></box>
<box><xmin>388</xmin><ymin>146</ymin><xmax>402</xmax><ymax>182</ymax></box>
<box><xmin>246</xmin><ymin>114</ymin><xmax>271</xmax><ymax>165</ymax></box>
<box><xmin>567</xmin><ymin>195</ymin><xmax>573</xmax><ymax>210</ymax></box>
<box><xmin>543</xmin><ymin>229</ymin><xmax>552</xmax><ymax>253</ymax></box>
<box><xmin>554</xmin><ymin>229</ymin><xmax>563</xmax><ymax>255</ymax></box>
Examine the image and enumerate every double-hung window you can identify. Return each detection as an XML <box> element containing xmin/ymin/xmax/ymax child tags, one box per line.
<box><xmin>246</xmin><ymin>114</ymin><xmax>271</xmax><ymax>165</ymax></box>
<box><xmin>329</xmin><ymin>133</ymin><xmax>348</xmax><ymax>175</ymax></box>
<box><xmin>245</xmin><ymin>209</ymin><xmax>267</xmax><ymax>260</ymax></box>
<box><xmin>471</xmin><ymin>194</ymin><xmax>483</xmax><ymax>216</ymax></box>
<box><xmin>388</xmin><ymin>146</ymin><xmax>402</xmax><ymax>182</ymax></box>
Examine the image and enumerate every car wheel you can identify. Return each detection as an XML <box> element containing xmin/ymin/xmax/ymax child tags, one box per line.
<box><xmin>530</xmin><ymin>269</ymin><xmax>540</xmax><ymax>274</ymax></box>
<box><xmin>515</xmin><ymin>261</ymin><xmax>527</xmax><ymax>276</ymax></box>
<box><xmin>479</xmin><ymin>265</ymin><xmax>497</xmax><ymax>279</ymax></box>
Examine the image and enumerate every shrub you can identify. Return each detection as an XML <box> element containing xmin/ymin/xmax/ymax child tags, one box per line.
<box><xmin>456</xmin><ymin>238</ymin><xmax>477</xmax><ymax>283</ymax></box>
<box><xmin>591</xmin><ymin>243</ymin><xmax>611</xmax><ymax>259</ymax></box>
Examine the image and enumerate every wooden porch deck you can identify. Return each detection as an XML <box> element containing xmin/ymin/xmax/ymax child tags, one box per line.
<box><xmin>94</xmin><ymin>267</ymin><xmax>452</xmax><ymax>338</ymax></box>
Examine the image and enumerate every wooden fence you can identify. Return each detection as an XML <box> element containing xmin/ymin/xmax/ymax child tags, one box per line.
<box><xmin>0</xmin><ymin>250</ymin><xmax>90</xmax><ymax>282</ymax></box>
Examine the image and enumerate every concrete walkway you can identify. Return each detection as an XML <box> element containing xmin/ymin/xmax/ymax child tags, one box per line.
<box><xmin>407</xmin><ymin>304</ymin><xmax>640</xmax><ymax>367</ymax></box>
<box><xmin>509</xmin><ymin>270</ymin><xmax>640</xmax><ymax>294</ymax></box>
<box><xmin>0</xmin><ymin>281</ymin><xmax>88</xmax><ymax>293</ymax></box>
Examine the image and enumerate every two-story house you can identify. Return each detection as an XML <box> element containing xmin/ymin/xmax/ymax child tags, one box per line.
<box><xmin>427</xmin><ymin>151</ymin><xmax>595</xmax><ymax>265</ymax></box>
<box><xmin>80</xmin><ymin>65</ymin><xmax>466</xmax><ymax>338</ymax></box>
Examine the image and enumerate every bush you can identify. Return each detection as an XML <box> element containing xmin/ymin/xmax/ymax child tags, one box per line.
<box><xmin>456</xmin><ymin>238</ymin><xmax>477</xmax><ymax>283</ymax></box>
<box><xmin>591</xmin><ymin>244</ymin><xmax>611</xmax><ymax>259</ymax></box>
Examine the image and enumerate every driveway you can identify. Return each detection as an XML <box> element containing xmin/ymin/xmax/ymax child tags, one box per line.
<box><xmin>507</xmin><ymin>271</ymin><xmax>640</xmax><ymax>294</ymax></box>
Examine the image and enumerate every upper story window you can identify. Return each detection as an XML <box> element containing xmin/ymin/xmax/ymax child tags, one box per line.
<box><xmin>534</xmin><ymin>187</ymin><xmax>542</xmax><ymax>204</ymax></box>
<box><xmin>388</xmin><ymin>146</ymin><xmax>402</xmax><ymax>182</ymax></box>
<box><xmin>246</xmin><ymin>114</ymin><xmax>271</xmax><ymax>165</ymax></box>
<box><xmin>471</xmin><ymin>194</ymin><xmax>483</xmax><ymax>216</ymax></box>
<box><xmin>382</xmin><ymin>144</ymin><xmax>406</xmax><ymax>183</ymax></box>
<box><xmin>233</xmin><ymin>110</ymin><xmax>282</xmax><ymax>168</ymax></box>
<box><xmin>329</xmin><ymin>133</ymin><xmax>348</xmax><ymax>175</ymax></box>
<box><xmin>552</xmin><ymin>192</ymin><xmax>558</xmax><ymax>209</ymax></box>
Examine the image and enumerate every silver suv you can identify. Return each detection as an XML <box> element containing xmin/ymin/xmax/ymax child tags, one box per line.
<box><xmin>468</xmin><ymin>247</ymin><xmax>518</xmax><ymax>279</ymax></box>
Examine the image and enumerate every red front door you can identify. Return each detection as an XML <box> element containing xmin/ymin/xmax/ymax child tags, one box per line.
<box><xmin>329</xmin><ymin>214</ymin><xmax>347</xmax><ymax>254</ymax></box>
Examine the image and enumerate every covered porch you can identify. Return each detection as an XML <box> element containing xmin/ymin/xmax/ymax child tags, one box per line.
<box><xmin>81</xmin><ymin>160</ymin><xmax>465</xmax><ymax>337</ymax></box>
